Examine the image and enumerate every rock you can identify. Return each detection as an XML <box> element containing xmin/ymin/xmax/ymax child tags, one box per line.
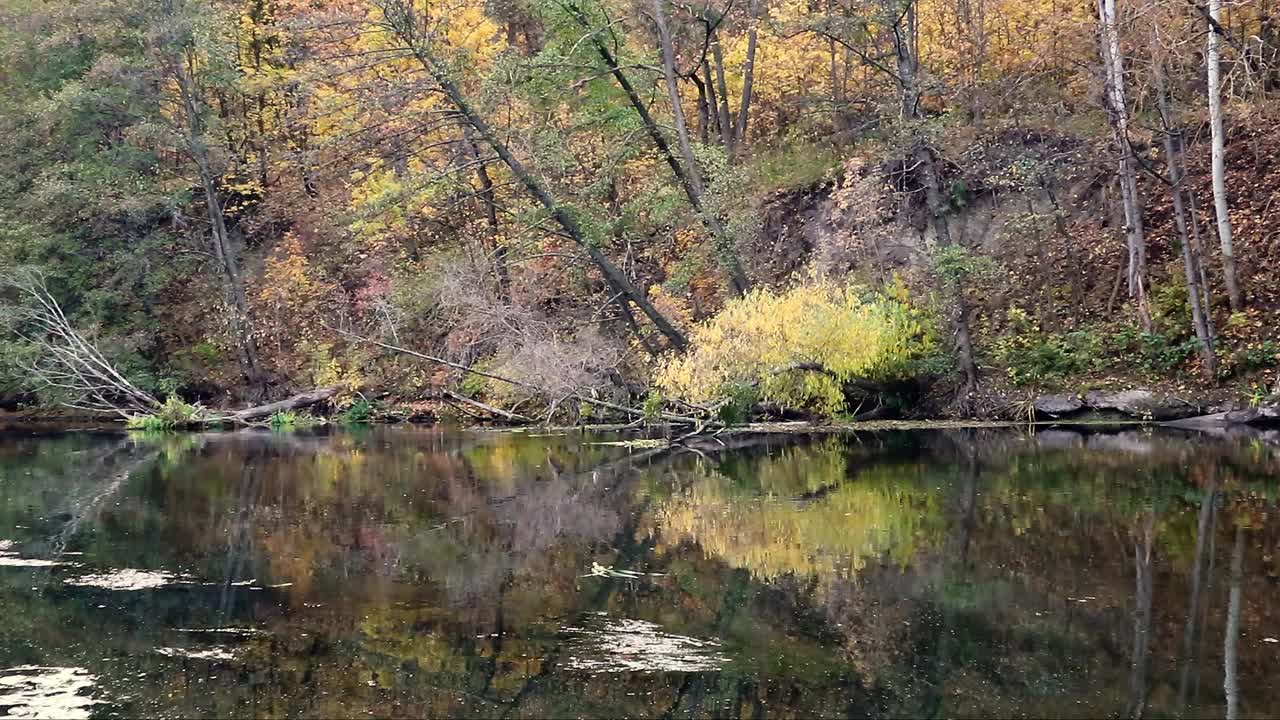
<box><xmin>1083</xmin><ymin>389</ymin><xmax>1200</xmax><ymax>420</ymax></box>
<box><xmin>1033</xmin><ymin>394</ymin><xmax>1083</xmax><ymax>417</ymax></box>
<box><xmin>1224</xmin><ymin>404</ymin><xmax>1280</xmax><ymax>426</ymax></box>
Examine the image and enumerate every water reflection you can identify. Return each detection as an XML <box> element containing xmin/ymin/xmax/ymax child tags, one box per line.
<box><xmin>0</xmin><ymin>427</ymin><xmax>1276</xmax><ymax>717</ymax></box>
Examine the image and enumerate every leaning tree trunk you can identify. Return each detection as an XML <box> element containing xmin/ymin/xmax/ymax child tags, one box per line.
<box><xmin>1097</xmin><ymin>0</ymin><xmax>1151</xmax><ymax>331</ymax></box>
<box><xmin>1208</xmin><ymin>0</ymin><xmax>1244</xmax><ymax>311</ymax></box>
<box><xmin>173</xmin><ymin>56</ymin><xmax>268</xmax><ymax>399</ymax></box>
<box><xmin>389</xmin><ymin>17</ymin><xmax>688</xmax><ymax>350</ymax></box>
<box><xmin>564</xmin><ymin>0</ymin><xmax>749</xmax><ymax>296</ymax></box>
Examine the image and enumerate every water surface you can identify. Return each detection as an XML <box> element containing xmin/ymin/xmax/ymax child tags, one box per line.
<box><xmin>0</xmin><ymin>426</ymin><xmax>1277</xmax><ymax>718</ymax></box>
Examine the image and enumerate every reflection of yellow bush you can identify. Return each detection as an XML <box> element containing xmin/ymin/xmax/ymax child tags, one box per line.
<box><xmin>656</xmin><ymin>280</ymin><xmax>932</xmax><ymax>415</ymax></box>
<box><xmin>653</xmin><ymin>449</ymin><xmax>942</xmax><ymax>589</ymax></box>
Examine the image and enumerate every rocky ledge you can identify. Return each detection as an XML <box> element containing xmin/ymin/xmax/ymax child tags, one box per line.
<box><xmin>1032</xmin><ymin>389</ymin><xmax>1202</xmax><ymax>422</ymax></box>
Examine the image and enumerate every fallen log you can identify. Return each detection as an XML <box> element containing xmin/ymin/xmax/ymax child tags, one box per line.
<box><xmin>202</xmin><ymin>385</ymin><xmax>343</xmax><ymax>424</ymax></box>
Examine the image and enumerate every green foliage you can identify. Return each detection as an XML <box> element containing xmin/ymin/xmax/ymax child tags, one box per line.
<box><xmin>1108</xmin><ymin>325</ymin><xmax>1199</xmax><ymax>375</ymax></box>
<box><xmin>1149</xmin><ymin>269</ymin><xmax>1192</xmax><ymax>333</ymax></box>
<box><xmin>742</xmin><ymin>140</ymin><xmax>842</xmax><ymax>193</ymax></box>
<box><xmin>716</xmin><ymin>384</ymin><xmax>760</xmax><ymax>426</ymax></box>
<box><xmin>458</xmin><ymin>361</ymin><xmax>494</xmax><ymax>399</ymax></box>
<box><xmin>339</xmin><ymin>398</ymin><xmax>377</xmax><ymax>425</ymax></box>
<box><xmin>992</xmin><ymin>305</ymin><xmax>1203</xmax><ymax>387</ymax></box>
<box><xmin>932</xmin><ymin>245</ymin><xmax>999</xmax><ymax>287</ymax></box>
<box><xmin>1226</xmin><ymin>340</ymin><xmax>1280</xmax><ymax>375</ymax></box>
<box><xmin>125</xmin><ymin>396</ymin><xmax>199</xmax><ymax>431</ymax></box>
<box><xmin>641</xmin><ymin>389</ymin><xmax>664</xmax><ymax>424</ymax></box>
<box><xmin>989</xmin><ymin>308</ymin><xmax>1100</xmax><ymax>387</ymax></box>
<box><xmin>270</xmin><ymin>410</ymin><xmax>319</xmax><ymax>429</ymax></box>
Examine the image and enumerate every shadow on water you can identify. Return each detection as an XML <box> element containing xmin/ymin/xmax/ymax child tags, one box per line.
<box><xmin>0</xmin><ymin>425</ymin><xmax>1277</xmax><ymax>718</ymax></box>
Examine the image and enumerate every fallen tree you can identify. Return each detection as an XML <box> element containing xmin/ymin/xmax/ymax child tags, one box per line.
<box><xmin>1</xmin><ymin>268</ymin><xmax>340</xmax><ymax>426</ymax></box>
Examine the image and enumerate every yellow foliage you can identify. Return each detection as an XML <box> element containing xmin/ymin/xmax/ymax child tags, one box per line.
<box><xmin>656</xmin><ymin>279</ymin><xmax>932</xmax><ymax>415</ymax></box>
<box><xmin>652</xmin><ymin>444</ymin><xmax>942</xmax><ymax>589</ymax></box>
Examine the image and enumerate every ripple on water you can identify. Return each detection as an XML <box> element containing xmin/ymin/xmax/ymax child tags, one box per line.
<box><xmin>65</xmin><ymin>569</ymin><xmax>192</xmax><ymax>590</ymax></box>
<box><xmin>0</xmin><ymin>666</ymin><xmax>99</xmax><ymax>719</ymax></box>
<box><xmin>561</xmin><ymin>614</ymin><xmax>727</xmax><ymax>674</ymax></box>
<box><xmin>153</xmin><ymin>647</ymin><xmax>238</xmax><ymax>662</ymax></box>
<box><xmin>0</xmin><ymin>543</ymin><xmax>71</xmax><ymax>568</ymax></box>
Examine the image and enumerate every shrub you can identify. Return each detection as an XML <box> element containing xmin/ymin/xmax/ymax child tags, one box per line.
<box><xmin>656</xmin><ymin>280</ymin><xmax>933</xmax><ymax>416</ymax></box>
<box><xmin>1226</xmin><ymin>340</ymin><xmax>1280</xmax><ymax>375</ymax></box>
<box><xmin>269</xmin><ymin>410</ymin><xmax>319</xmax><ymax>429</ymax></box>
<box><xmin>338</xmin><ymin>397</ymin><xmax>376</xmax><ymax>425</ymax></box>
<box><xmin>988</xmin><ymin>308</ymin><xmax>1099</xmax><ymax>386</ymax></box>
<box><xmin>125</xmin><ymin>396</ymin><xmax>199</xmax><ymax>431</ymax></box>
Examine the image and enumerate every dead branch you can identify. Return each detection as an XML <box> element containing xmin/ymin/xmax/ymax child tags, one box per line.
<box><xmin>1</xmin><ymin>268</ymin><xmax>160</xmax><ymax>416</ymax></box>
<box><xmin>329</xmin><ymin>325</ymin><xmax>708</xmax><ymax>426</ymax></box>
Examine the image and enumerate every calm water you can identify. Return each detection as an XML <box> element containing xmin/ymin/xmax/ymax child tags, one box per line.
<box><xmin>0</xmin><ymin>426</ymin><xmax>1277</xmax><ymax>718</ymax></box>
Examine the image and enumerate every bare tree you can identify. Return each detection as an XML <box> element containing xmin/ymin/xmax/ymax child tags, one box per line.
<box><xmin>1</xmin><ymin>269</ymin><xmax>161</xmax><ymax>416</ymax></box>
<box><xmin>1097</xmin><ymin>0</ymin><xmax>1152</xmax><ymax>330</ymax></box>
<box><xmin>1207</xmin><ymin>0</ymin><xmax>1244</xmax><ymax>311</ymax></box>
<box><xmin>734</xmin><ymin>0</ymin><xmax>760</xmax><ymax>151</ymax></box>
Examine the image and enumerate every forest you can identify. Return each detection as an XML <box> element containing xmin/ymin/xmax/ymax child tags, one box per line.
<box><xmin>3</xmin><ymin>0</ymin><xmax>1280</xmax><ymax>426</ymax></box>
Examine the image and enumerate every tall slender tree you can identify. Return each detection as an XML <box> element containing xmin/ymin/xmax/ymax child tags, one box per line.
<box><xmin>1207</xmin><ymin>0</ymin><xmax>1244</xmax><ymax>311</ymax></box>
<box><xmin>1097</xmin><ymin>0</ymin><xmax>1151</xmax><ymax>331</ymax></box>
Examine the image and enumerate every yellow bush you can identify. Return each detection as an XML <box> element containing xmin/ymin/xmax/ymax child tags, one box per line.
<box><xmin>656</xmin><ymin>280</ymin><xmax>932</xmax><ymax>416</ymax></box>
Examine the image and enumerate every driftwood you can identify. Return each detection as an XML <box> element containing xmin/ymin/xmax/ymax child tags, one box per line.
<box><xmin>203</xmin><ymin>385</ymin><xmax>343</xmax><ymax>424</ymax></box>
<box><xmin>441</xmin><ymin>389</ymin><xmax>532</xmax><ymax>422</ymax></box>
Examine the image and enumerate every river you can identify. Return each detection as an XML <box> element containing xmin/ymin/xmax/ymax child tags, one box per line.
<box><xmin>0</xmin><ymin>426</ymin><xmax>1275</xmax><ymax>718</ymax></box>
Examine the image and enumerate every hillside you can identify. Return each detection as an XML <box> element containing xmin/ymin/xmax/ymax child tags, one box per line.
<box><xmin>2</xmin><ymin>0</ymin><xmax>1280</xmax><ymax>425</ymax></box>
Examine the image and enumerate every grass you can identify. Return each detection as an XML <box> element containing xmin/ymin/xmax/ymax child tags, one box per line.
<box><xmin>744</xmin><ymin>140</ymin><xmax>843</xmax><ymax>194</ymax></box>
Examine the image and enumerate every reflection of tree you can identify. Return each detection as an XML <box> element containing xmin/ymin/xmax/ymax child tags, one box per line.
<box><xmin>1224</xmin><ymin>521</ymin><xmax>1246</xmax><ymax>720</ymax></box>
<box><xmin>1176</xmin><ymin>468</ymin><xmax>1217</xmax><ymax>715</ymax></box>
<box><xmin>1128</xmin><ymin>511</ymin><xmax>1156</xmax><ymax>720</ymax></box>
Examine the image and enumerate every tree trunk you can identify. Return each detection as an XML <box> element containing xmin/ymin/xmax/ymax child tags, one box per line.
<box><xmin>692</xmin><ymin>73</ymin><xmax>710</xmax><ymax>144</ymax></box>
<box><xmin>703</xmin><ymin>59</ymin><xmax>723</xmax><ymax>141</ymax></box>
<box><xmin>1098</xmin><ymin>0</ymin><xmax>1151</xmax><ymax>331</ymax></box>
<box><xmin>1208</xmin><ymin>0</ymin><xmax>1244</xmax><ymax>311</ymax></box>
<box><xmin>393</xmin><ymin>23</ymin><xmax>688</xmax><ymax>350</ymax></box>
<box><xmin>566</xmin><ymin>0</ymin><xmax>749</xmax><ymax>296</ymax></box>
<box><xmin>1224</xmin><ymin>522</ymin><xmax>1245</xmax><ymax>720</ymax></box>
<box><xmin>1186</xmin><ymin>189</ymin><xmax>1218</xmax><ymax>350</ymax></box>
<box><xmin>1176</xmin><ymin>470</ymin><xmax>1216</xmax><ymax>713</ymax></box>
<box><xmin>172</xmin><ymin>54</ymin><xmax>267</xmax><ymax>399</ymax></box>
<box><xmin>1128</xmin><ymin>513</ymin><xmax>1155</xmax><ymax>720</ymax></box>
<box><xmin>894</xmin><ymin>4</ymin><xmax>979</xmax><ymax>406</ymax></box>
<box><xmin>1154</xmin><ymin>52</ymin><xmax>1217</xmax><ymax>375</ymax></box>
<box><xmin>466</xmin><ymin>133</ymin><xmax>511</xmax><ymax>301</ymax></box>
<box><xmin>711</xmin><ymin>31</ymin><xmax>734</xmax><ymax>155</ymax></box>
<box><xmin>214</xmin><ymin>385</ymin><xmax>342</xmax><ymax>423</ymax></box>
<box><xmin>734</xmin><ymin>0</ymin><xmax>759</xmax><ymax>153</ymax></box>
<box><xmin>651</xmin><ymin>0</ymin><xmax>704</xmax><ymax>192</ymax></box>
